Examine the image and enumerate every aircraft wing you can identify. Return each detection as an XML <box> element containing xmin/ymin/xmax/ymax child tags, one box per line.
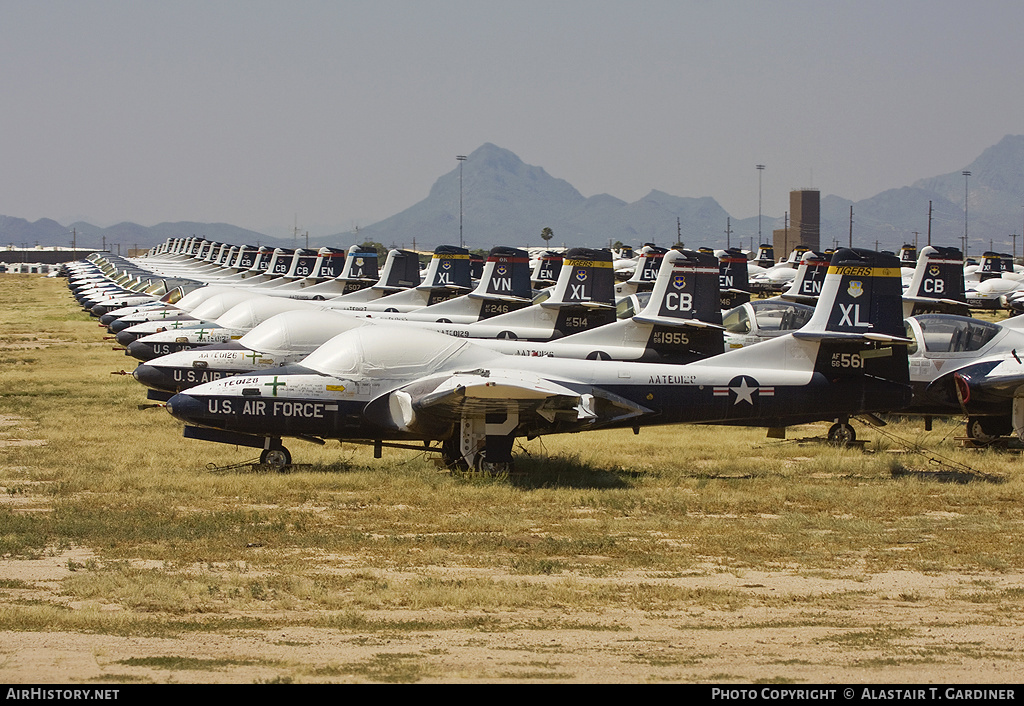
<box><xmin>363</xmin><ymin>368</ymin><xmax>653</xmax><ymax>435</ymax></box>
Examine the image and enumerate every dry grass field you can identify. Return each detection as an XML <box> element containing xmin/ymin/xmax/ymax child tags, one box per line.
<box><xmin>2</xmin><ymin>273</ymin><xmax>1023</xmax><ymax>684</ymax></box>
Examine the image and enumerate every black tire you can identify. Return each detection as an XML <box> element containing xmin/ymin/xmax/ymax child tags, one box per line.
<box><xmin>441</xmin><ymin>438</ymin><xmax>468</xmax><ymax>471</ymax></box>
<box><xmin>827</xmin><ymin>423</ymin><xmax>856</xmax><ymax>446</ymax></box>
<box><xmin>260</xmin><ymin>445</ymin><xmax>292</xmax><ymax>468</ymax></box>
<box><xmin>966</xmin><ymin>417</ymin><xmax>1009</xmax><ymax>443</ymax></box>
<box><xmin>474</xmin><ymin>451</ymin><xmax>513</xmax><ymax>477</ymax></box>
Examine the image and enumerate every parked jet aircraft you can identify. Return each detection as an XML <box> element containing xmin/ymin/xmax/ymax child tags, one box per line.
<box><xmin>130</xmin><ymin>248</ymin><xmax>722</xmax><ymax>396</ymax></box>
<box><xmin>164</xmin><ymin>247</ymin><xmax>911</xmax><ymax>469</ymax></box>
<box><xmin>902</xmin><ymin>314</ymin><xmax>1024</xmax><ymax>442</ymax></box>
<box><xmin>123</xmin><ymin>296</ymin><xmax>322</xmax><ymax>360</ymax></box>
<box><xmin>133</xmin><ymin>310</ymin><xmax>369</xmax><ymax>400</ymax></box>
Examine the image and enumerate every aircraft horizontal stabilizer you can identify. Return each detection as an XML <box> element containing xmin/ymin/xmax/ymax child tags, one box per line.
<box><xmin>632</xmin><ymin>314</ymin><xmax>725</xmax><ymax>330</ymax></box>
<box><xmin>793</xmin><ymin>330</ymin><xmax>911</xmax><ymax>344</ymax></box>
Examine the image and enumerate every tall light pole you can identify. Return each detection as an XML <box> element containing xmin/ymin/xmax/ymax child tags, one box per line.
<box><xmin>456</xmin><ymin>155</ymin><xmax>467</xmax><ymax>248</ymax></box>
<box><xmin>756</xmin><ymin>164</ymin><xmax>765</xmax><ymax>242</ymax></box>
<box><xmin>962</xmin><ymin>170</ymin><xmax>971</xmax><ymax>257</ymax></box>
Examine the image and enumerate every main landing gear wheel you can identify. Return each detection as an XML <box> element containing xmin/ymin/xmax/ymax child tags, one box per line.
<box><xmin>965</xmin><ymin>417</ymin><xmax>1009</xmax><ymax>445</ymax></box>
<box><xmin>827</xmin><ymin>422</ymin><xmax>856</xmax><ymax>447</ymax></box>
<box><xmin>441</xmin><ymin>439</ymin><xmax>469</xmax><ymax>471</ymax></box>
<box><xmin>260</xmin><ymin>445</ymin><xmax>292</xmax><ymax>469</ymax></box>
<box><xmin>474</xmin><ymin>451</ymin><xmax>513</xmax><ymax>477</ymax></box>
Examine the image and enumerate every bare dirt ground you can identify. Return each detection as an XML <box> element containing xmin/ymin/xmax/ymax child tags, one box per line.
<box><xmin>2</xmin><ymin>545</ymin><xmax>1023</xmax><ymax>684</ymax></box>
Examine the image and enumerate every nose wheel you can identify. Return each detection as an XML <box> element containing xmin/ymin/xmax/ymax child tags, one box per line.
<box><xmin>827</xmin><ymin>422</ymin><xmax>856</xmax><ymax>446</ymax></box>
<box><xmin>260</xmin><ymin>444</ymin><xmax>292</xmax><ymax>468</ymax></box>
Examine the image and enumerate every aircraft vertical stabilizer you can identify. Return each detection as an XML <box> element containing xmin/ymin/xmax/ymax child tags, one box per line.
<box><xmin>794</xmin><ymin>248</ymin><xmax>910</xmax><ymax>387</ymax></box>
<box><xmin>902</xmin><ymin>246</ymin><xmax>968</xmax><ymax>317</ymax></box>
<box><xmin>718</xmin><ymin>248</ymin><xmax>751</xmax><ymax>309</ymax></box>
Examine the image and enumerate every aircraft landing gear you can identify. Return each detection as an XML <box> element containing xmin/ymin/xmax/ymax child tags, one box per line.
<box><xmin>443</xmin><ymin>409</ymin><xmax>518</xmax><ymax>475</ymax></box>
<box><xmin>827</xmin><ymin>421</ymin><xmax>856</xmax><ymax>447</ymax></box>
<box><xmin>440</xmin><ymin>438</ymin><xmax>469</xmax><ymax>471</ymax></box>
<box><xmin>260</xmin><ymin>442</ymin><xmax>292</xmax><ymax>469</ymax></box>
<box><xmin>966</xmin><ymin>416</ymin><xmax>1010</xmax><ymax>445</ymax></box>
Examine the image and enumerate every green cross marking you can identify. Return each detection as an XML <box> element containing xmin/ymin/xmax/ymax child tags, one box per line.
<box><xmin>245</xmin><ymin>351</ymin><xmax>263</xmax><ymax>365</ymax></box>
<box><xmin>264</xmin><ymin>376</ymin><xmax>287</xmax><ymax>396</ymax></box>
<box><xmin>159</xmin><ymin>310</ymin><xmax>171</xmax><ymax>318</ymax></box>
<box><xmin>170</xmin><ymin>321</ymin><xmax>183</xmax><ymax>329</ymax></box>
<box><xmin>196</xmin><ymin>328</ymin><xmax>208</xmax><ymax>340</ymax></box>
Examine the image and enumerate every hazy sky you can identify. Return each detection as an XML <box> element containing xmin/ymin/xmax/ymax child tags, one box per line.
<box><xmin>2</xmin><ymin>0</ymin><xmax>1021</xmax><ymax>237</ymax></box>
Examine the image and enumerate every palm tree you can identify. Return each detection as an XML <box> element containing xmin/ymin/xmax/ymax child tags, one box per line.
<box><xmin>541</xmin><ymin>227</ymin><xmax>554</xmax><ymax>244</ymax></box>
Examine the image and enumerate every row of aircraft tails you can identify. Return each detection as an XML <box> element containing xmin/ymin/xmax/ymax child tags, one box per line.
<box><xmin>62</xmin><ymin>236</ymin><xmax>1024</xmax><ymax>471</ymax></box>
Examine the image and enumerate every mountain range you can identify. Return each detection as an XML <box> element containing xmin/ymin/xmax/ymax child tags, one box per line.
<box><xmin>4</xmin><ymin>136</ymin><xmax>1023</xmax><ymax>256</ymax></box>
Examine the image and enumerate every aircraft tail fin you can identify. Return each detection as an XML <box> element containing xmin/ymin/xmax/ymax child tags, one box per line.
<box><xmin>632</xmin><ymin>249</ymin><xmax>725</xmax><ymax>360</ymax></box>
<box><xmin>544</xmin><ymin>248</ymin><xmax>616</xmax><ymax>310</ymax></box>
<box><xmin>753</xmin><ymin>243</ymin><xmax>775</xmax><ymax>267</ymax></box>
<box><xmin>544</xmin><ymin>248</ymin><xmax>617</xmax><ymax>335</ymax></box>
<box><xmin>375</xmin><ymin>249</ymin><xmax>421</xmax><ymax>290</ymax></box>
<box><xmin>633</xmin><ymin>249</ymin><xmax>724</xmax><ymax>328</ymax></box>
<box><xmin>531</xmin><ymin>251</ymin><xmax>563</xmax><ymax>288</ymax></box>
<box><xmin>978</xmin><ymin>251</ymin><xmax>1003</xmax><ymax>280</ymax></box>
<box><xmin>418</xmin><ymin>246</ymin><xmax>472</xmax><ymax>291</ymax></box>
<box><xmin>903</xmin><ymin>245</ymin><xmax>968</xmax><ymax>316</ymax></box>
<box><xmin>339</xmin><ymin>245</ymin><xmax>380</xmax><ymax>282</ymax></box>
<box><xmin>623</xmin><ymin>245</ymin><xmax>667</xmax><ymax>292</ymax></box>
<box><xmin>310</xmin><ymin>247</ymin><xmax>347</xmax><ymax>280</ymax></box>
<box><xmin>718</xmin><ymin>248</ymin><xmax>751</xmax><ymax>309</ymax></box>
<box><xmin>779</xmin><ymin>250</ymin><xmax>831</xmax><ymax>304</ymax></box>
<box><xmin>794</xmin><ymin>248</ymin><xmax>910</xmax><ymax>385</ymax></box>
<box><xmin>471</xmin><ymin>247</ymin><xmax>533</xmax><ymax>318</ymax></box>
<box><xmin>795</xmin><ymin>248</ymin><xmax>905</xmax><ymax>340</ymax></box>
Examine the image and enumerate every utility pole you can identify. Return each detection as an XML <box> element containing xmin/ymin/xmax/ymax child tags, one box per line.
<box><xmin>848</xmin><ymin>205</ymin><xmax>854</xmax><ymax>248</ymax></box>
<box><xmin>962</xmin><ymin>170</ymin><xmax>971</xmax><ymax>257</ymax></box>
<box><xmin>927</xmin><ymin>201</ymin><xmax>933</xmax><ymax>246</ymax></box>
<box><xmin>912</xmin><ymin>231</ymin><xmax>920</xmax><ymax>249</ymax></box>
<box><xmin>724</xmin><ymin>217</ymin><xmax>732</xmax><ymax>249</ymax></box>
<box><xmin>1012</xmin><ymin>233</ymin><xmax>1019</xmax><ymax>263</ymax></box>
<box><xmin>457</xmin><ymin>155</ymin><xmax>467</xmax><ymax>248</ymax></box>
<box><xmin>756</xmin><ymin>164</ymin><xmax>765</xmax><ymax>241</ymax></box>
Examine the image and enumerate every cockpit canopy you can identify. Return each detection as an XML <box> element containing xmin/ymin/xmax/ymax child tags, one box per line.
<box><xmin>239</xmin><ymin>311</ymin><xmax>365</xmax><ymax>354</ymax></box>
<box><xmin>905</xmin><ymin>314</ymin><xmax>1001</xmax><ymax>355</ymax></box>
<box><xmin>723</xmin><ymin>300</ymin><xmax>815</xmax><ymax>335</ymax></box>
<box><xmin>303</xmin><ymin>326</ymin><xmax>496</xmax><ymax>379</ymax></box>
<box><xmin>616</xmin><ymin>292</ymin><xmax>652</xmax><ymax>319</ymax></box>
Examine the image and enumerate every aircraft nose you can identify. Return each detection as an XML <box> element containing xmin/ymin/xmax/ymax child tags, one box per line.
<box><xmin>133</xmin><ymin>363</ymin><xmax>174</xmax><ymax>391</ymax></box>
<box><xmin>125</xmin><ymin>340</ymin><xmax>157</xmax><ymax>361</ymax></box>
<box><xmin>115</xmin><ymin>329</ymin><xmax>140</xmax><ymax>346</ymax></box>
<box><xmin>109</xmin><ymin>318</ymin><xmax>133</xmax><ymax>333</ymax></box>
<box><xmin>165</xmin><ymin>392</ymin><xmax>202</xmax><ymax>423</ymax></box>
